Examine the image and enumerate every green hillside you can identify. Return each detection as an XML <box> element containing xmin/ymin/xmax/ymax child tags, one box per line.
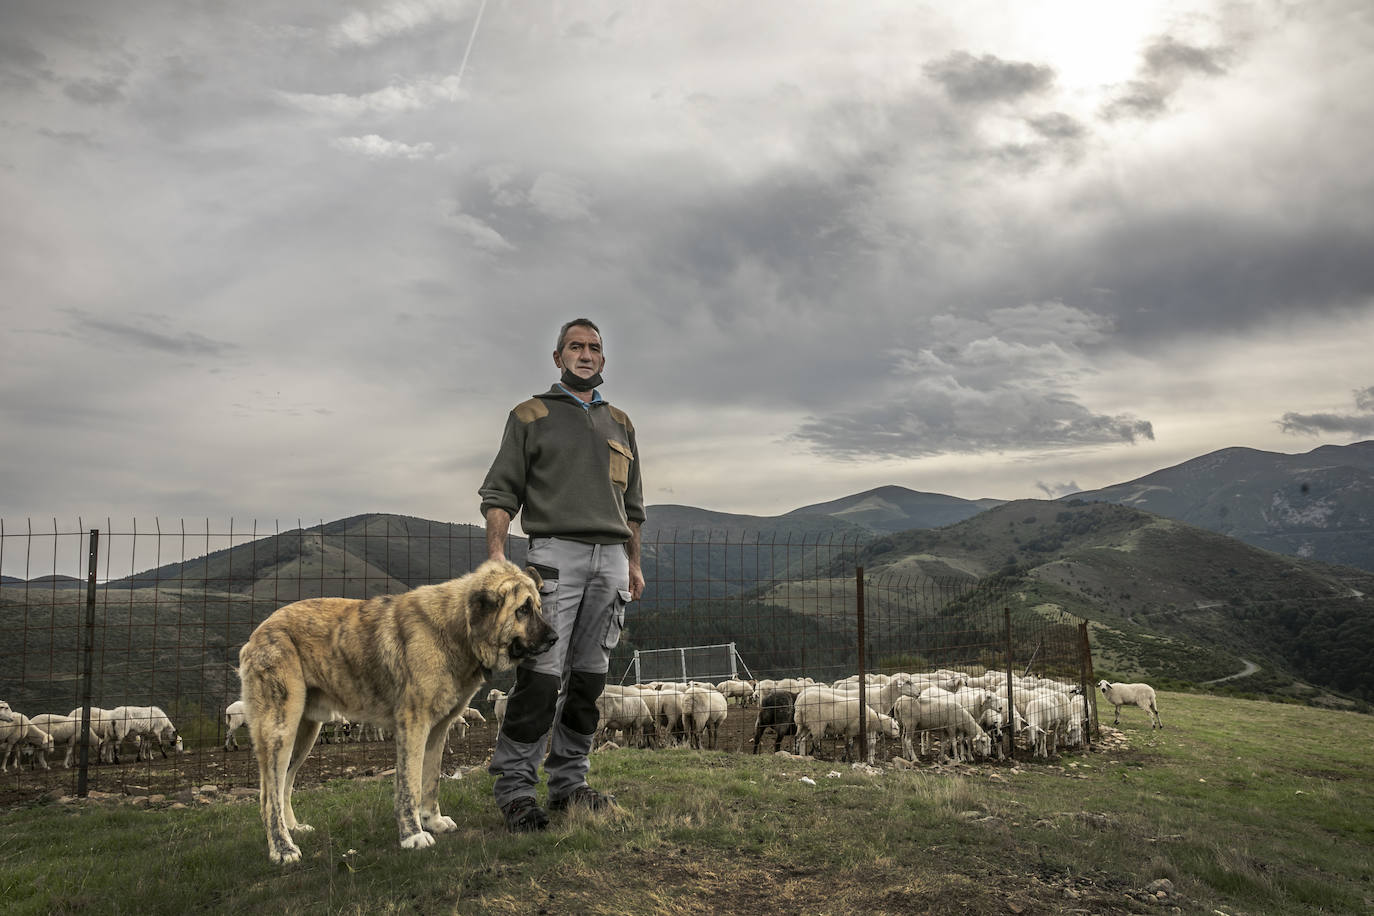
<box><xmin>1068</xmin><ymin>440</ymin><xmax>1374</xmax><ymax>572</ymax></box>
<box><xmin>6</xmin><ymin>503</ymin><xmax>1371</xmax><ymax>715</ymax></box>
<box><xmin>851</xmin><ymin>499</ymin><xmax>1374</xmax><ymax>705</ymax></box>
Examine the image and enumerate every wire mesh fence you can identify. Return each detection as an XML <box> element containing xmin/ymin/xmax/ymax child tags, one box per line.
<box><xmin>0</xmin><ymin>517</ymin><xmax>1096</xmax><ymax>804</ymax></box>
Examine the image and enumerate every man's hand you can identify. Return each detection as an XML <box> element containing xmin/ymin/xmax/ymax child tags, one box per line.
<box><xmin>628</xmin><ymin>562</ymin><xmax>645</xmax><ymax>601</ymax></box>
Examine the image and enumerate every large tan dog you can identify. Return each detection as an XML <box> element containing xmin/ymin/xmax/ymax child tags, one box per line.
<box><xmin>238</xmin><ymin>559</ymin><xmax>556</xmax><ymax>864</ymax></box>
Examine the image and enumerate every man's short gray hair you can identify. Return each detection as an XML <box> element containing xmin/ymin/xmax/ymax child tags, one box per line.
<box><xmin>556</xmin><ymin>318</ymin><xmax>602</xmax><ymax>353</ymax></box>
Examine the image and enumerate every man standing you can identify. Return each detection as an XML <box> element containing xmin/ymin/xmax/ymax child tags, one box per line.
<box><xmin>479</xmin><ymin>318</ymin><xmax>646</xmax><ymax>832</ymax></box>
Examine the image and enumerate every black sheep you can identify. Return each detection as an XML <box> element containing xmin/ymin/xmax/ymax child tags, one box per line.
<box><xmin>751</xmin><ymin>690</ymin><xmax>797</xmax><ymax>753</ymax></box>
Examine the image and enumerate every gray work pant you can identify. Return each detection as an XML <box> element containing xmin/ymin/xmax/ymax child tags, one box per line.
<box><xmin>490</xmin><ymin>537</ymin><xmax>630</xmax><ymax>808</ymax></box>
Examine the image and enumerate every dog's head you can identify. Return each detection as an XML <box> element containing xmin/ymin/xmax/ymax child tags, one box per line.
<box><xmin>469</xmin><ymin>560</ymin><xmax>558</xmax><ymax>671</ymax></box>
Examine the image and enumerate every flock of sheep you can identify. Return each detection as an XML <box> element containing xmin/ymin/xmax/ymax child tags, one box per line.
<box><xmin>0</xmin><ymin>700</ymin><xmax>182</xmax><ymax>773</ymax></box>
<box><xmin>222</xmin><ymin>699</ymin><xmax>486</xmax><ymax>752</ymax></box>
<box><xmin>0</xmin><ymin>676</ymin><xmax>1160</xmax><ymax>778</ymax></box>
<box><xmin>492</xmin><ymin>674</ymin><xmax>1163</xmax><ymax>766</ymax></box>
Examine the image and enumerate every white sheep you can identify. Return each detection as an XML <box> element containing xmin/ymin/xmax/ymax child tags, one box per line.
<box><xmin>651</xmin><ymin>687</ymin><xmax>689</xmax><ymax>746</ymax></box>
<box><xmin>830</xmin><ymin>676</ymin><xmax>923</xmax><ymax>717</ymax></box>
<box><xmin>893</xmin><ymin>695</ymin><xmax>992</xmax><ymax>763</ymax></box>
<box><xmin>717</xmin><ymin>679</ymin><xmax>755</xmax><ymax>706</ymax></box>
<box><xmin>1097</xmin><ymin>680</ymin><xmax>1162</xmax><ymax>729</ymax></box>
<box><xmin>749</xmin><ymin>679</ymin><xmax>777</xmax><ymax>705</ymax></box>
<box><xmin>110</xmin><ymin>705</ymin><xmax>182</xmax><ymax>760</ymax></box>
<box><xmin>833</xmin><ymin>673</ymin><xmax>889</xmax><ymax>688</ymax></box>
<box><xmin>487</xmin><ymin>689</ymin><xmax>509</xmax><ymax>731</ymax></box>
<box><xmin>27</xmin><ymin>714</ymin><xmax>76</xmax><ymax>768</ymax></box>
<box><xmin>316</xmin><ymin>712</ymin><xmax>352</xmax><ymax>744</ymax></box>
<box><xmin>224</xmin><ymin>700</ymin><xmax>250</xmax><ymax>750</ymax></box>
<box><xmin>1022</xmin><ymin>692</ymin><xmax>1082</xmax><ymax>758</ymax></box>
<box><xmin>595</xmin><ymin>690</ymin><xmax>655</xmax><ymax>748</ymax></box>
<box><xmin>908</xmin><ymin>672</ymin><xmax>966</xmax><ymax>694</ymax></box>
<box><xmin>939</xmin><ymin>686</ymin><xmax>1001</xmax><ymax>718</ymax></box>
<box><xmin>991</xmin><ymin>688</ymin><xmax>1028</xmax><ymax>732</ymax></box>
<box><xmin>0</xmin><ymin>712</ymin><xmax>55</xmax><ymax>773</ymax></box>
<box><xmin>64</xmin><ymin>707</ymin><xmax>121</xmax><ymax>765</ymax></box>
<box><xmin>960</xmin><ymin>671</ymin><xmax>1004</xmax><ymax>691</ymax></box>
<box><xmin>681</xmin><ymin>685</ymin><xmax>729</xmax><ymax>750</ymax></box>
<box><xmin>625</xmin><ymin>686</ymin><xmax>676</xmax><ymax>746</ymax></box>
<box><xmin>345</xmin><ymin>718</ymin><xmax>396</xmax><ymax>742</ymax></box>
<box><xmin>0</xmin><ymin>700</ymin><xmax>13</xmax><ymax>724</ymax></box>
<box><xmin>940</xmin><ymin>688</ymin><xmax>1006</xmax><ymax>758</ymax></box>
<box><xmin>793</xmin><ymin>687</ymin><xmax>900</xmax><ymax>766</ymax></box>
<box><xmin>596</xmin><ymin>684</ymin><xmax>652</xmax><ymax>738</ymax></box>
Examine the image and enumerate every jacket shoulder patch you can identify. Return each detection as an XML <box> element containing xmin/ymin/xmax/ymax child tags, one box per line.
<box><xmin>513</xmin><ymin>399</ymin><xmax>550</xmax><ymax>424</ymax></box>
<box><xmin>608</xmin><ymin>405</ymin><xmax>633</xmax><ymax>431</ymax></box>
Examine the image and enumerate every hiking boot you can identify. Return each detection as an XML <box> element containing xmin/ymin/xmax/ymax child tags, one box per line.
<box><xmin>548</xmin><ymin>785</ymin><xmax>615</xmax><ymax>814</ymax></box>
<box><xmin>501</xmin><ymin>796</ymin><xmax>549</xmax><ymax>833</ymax></box>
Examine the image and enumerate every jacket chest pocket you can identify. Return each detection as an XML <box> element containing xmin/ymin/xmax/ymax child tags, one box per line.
<box><xmin>607</xmin><ymin>439</ymin><xmax>633</xmax><ymax>490</ymax></box>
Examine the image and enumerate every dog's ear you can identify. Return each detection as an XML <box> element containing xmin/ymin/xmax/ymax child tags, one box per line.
<box><xmin>524</xmin><ymin>565</ymin><xmax>543</xmax><ymax>589</ymax></box>
<box><xmin>471</xmin><ymin>587</ymin><xmax>503</xmax><ymax>626</ymax></box>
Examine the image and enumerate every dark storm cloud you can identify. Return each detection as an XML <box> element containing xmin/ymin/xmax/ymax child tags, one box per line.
<box><xmin>1101</xmin><ymin>81</ymin><xmax>1170</xmax><ymax>120</ymax></box>
<box><xmin>0</xmin><ymin>33</ymin><xmax>54</xmax><ymax>89</ymax></box>
<box><xmin>1143</xmin><ymin>36</ymin><xmax>1229</xmax><ymax>77</ymax></box>
<box><xmin>37</xmin><ymin>127</ymin><xmax>102</xmax><ymax>148</ymax></box>
<box><xmin>1280</xmin><ymin>386</ymin><xmax>1374</xmax><ymax>437</ymax></box>
<box><xmin>1025</xmin><ymin>112</ymin><xmax>1085</xmax><ymax>141</ymax></box>
<box><xmin>925</xmin><ymin>51</ymin><xmax>1055</xmax><ymax>104</ymax></box>
<box><xmin>644</xmin><ymin>173</ymin><xmax>870</xmax><ymax>304</ymax></box>
<box><xmin>63</xmin><ymin>74</ymin><xmax>125</xmax><ymax>105</ymax></box>
<box><xmin>994</xmin><ymin>112</ymin><xmax>1088</xmax><ymax>168</ymax></box>
<box><xmin>793</xmin><ymin>392</ymin><xmax>1154</xmax><ymax>460</ymax></box>
<box><xmin>449</xmin><ymin>150</ymin><xmax>884</xmax><ymax>347</ymax></box>
<box><xmin>5</xmin><ymin>0</ymin><xmax>1372</xmax><ymax>526</ymax></box>
<box><xmin>1279</xmin><ymin>412</ymin><xmax>1374</xmax><ymax>437</ymax></box>
<box><xmin>1102</xmin><ymin>35</ymin><xmax>1231</xmax><ymax>121</ymax></box>
<box><xmin>66</xmin><ymin>310</ymin><xmax>238</xmax><ymax>358</ymax></box>
<box><xmin>783</xmin><ymin>303</ymin><xmax>1155</xmax><ymax>459</ymax></box>
<box><xmin>1074</xmin><ymin>219</ymin><xmax>1374</xmax><ymax>341</ymax></box>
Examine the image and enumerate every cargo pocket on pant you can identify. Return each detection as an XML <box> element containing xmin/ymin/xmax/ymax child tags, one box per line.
<box><xmin>536</xmin><ymin>575</ymin><xmax>558</xmax><ymax>618</ymax></box>
<box><xmin>608</xmin><ymin>439</ymin><xmax>633</xmax><ymax>491</ymax></box>
<box><xmin>528</xmin><ymin>562</ymin><xmax>559</xmax><ymax>593</ymax></box>
<box><xmin>602</xmin><ymin>589</ymin><xmax>631</xmax><ymax>650</ymax></box>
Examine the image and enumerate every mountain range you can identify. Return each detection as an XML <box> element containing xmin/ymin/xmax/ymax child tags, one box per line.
<box><xmin>647</xmin><ymin>440</ymin><xmax>1374</xmax><ymax>575</ymax></box>
<box><xmin>4</xmin><ymin>441</ymin><xmax>1371</xmax><ymax>710</ymax></box>
<box><xmin>1066</xmin><ymin>440</ymin><xmax>1374</xmax><ymax>572</ymax></box>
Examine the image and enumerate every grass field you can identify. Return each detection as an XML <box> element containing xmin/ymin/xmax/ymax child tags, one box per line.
<box><xmin>1</xmin><ymin>692</ymin><xmax>1370</xmax><ymax>915</ymax></box>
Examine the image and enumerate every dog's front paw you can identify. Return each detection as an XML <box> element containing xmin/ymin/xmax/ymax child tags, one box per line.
<box><xmin>424</xmin><ymin>814</ymin><xmax>458</xmax><ymax>833</ymax></box>
<box><xmin>269</xmin><ymin>842</ymin><xmax>302</xmax><ymax>865</ymax></box>
<box><xmin>289</xmin><ymin>823</ymin><xmax>314</xmax><ymax>834</ymax></box>
<box><xmin>400</xmin><ymin>830</ymin><xmax>436</xmax><ymax>850</ymax></box>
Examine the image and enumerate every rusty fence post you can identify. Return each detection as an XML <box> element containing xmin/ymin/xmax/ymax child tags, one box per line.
<box><xmin>1079</xmin><ymin>621</ymin><xmax>1098</xmax><ymax>741</ymax></box>
<box><xmin>1002</xmin><ymin>607</ymin><xmax>1015</xmax><ymax>760</ymax></box>
<box><xmin>77</xmin><ymin>528</ymin><xmax>99</xmax><ymax>798</ymax></box>
<box><xmin>856</xmin><ymin>565</ymin><xmax>866</xmax><ymax>764</ymax></box>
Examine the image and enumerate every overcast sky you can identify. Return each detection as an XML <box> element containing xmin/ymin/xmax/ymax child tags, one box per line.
<box><xmin>4</xmin><ymin>0</ymin><xmax>1374</xmax><ymax>538</ymax></box>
